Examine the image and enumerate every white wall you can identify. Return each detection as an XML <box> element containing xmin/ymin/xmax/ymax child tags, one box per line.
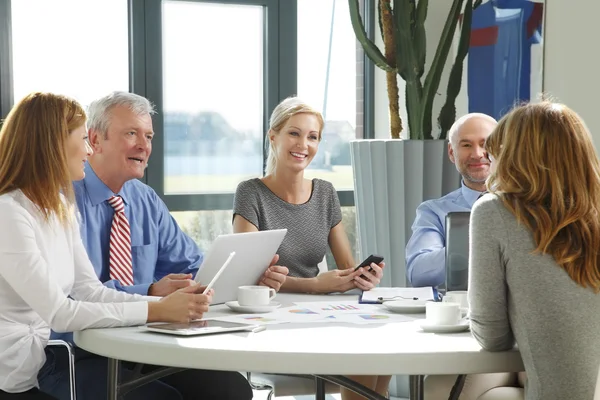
<box><xmin>544</xmin><ymin>0</ymin><xmax>600</xmax><ymax>151</ymax></box>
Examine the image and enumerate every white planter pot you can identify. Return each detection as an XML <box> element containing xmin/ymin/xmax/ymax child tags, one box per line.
<box><xmin>350</xmin><ymin>139</ymin><xmax>460</xmax><ymax>287</ymax></box>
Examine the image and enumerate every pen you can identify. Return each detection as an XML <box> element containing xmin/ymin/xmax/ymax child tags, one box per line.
<box><xmin>377</xmin><ymin>296</ymin><xmax>420</xmax><ymax>303</ymax></box>
<box><xmin>202</xmin><ymin>252</ymin><xmax>236</xmax><ymax>295</ymax></box>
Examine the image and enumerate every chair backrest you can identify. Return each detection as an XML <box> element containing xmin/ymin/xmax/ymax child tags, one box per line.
<box><xmin>445</xmin><ymin>211</ymin><xmax>471</xmax><ymax>292</ymax></box>
<box><xmin>317</xmin><ymin>256</ymin><xmax>328</xmax><ymax>275</ymax></box>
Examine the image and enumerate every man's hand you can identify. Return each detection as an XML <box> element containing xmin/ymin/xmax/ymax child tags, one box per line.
<box><xmin>258</xmin><ymin>254</ymin><xmax>289</xmax><ymax>292</ymax></box>
<box><xmin>148</xmin><ymin>273</ymin><xmax>193</xmax><ymax>296</ymax></box>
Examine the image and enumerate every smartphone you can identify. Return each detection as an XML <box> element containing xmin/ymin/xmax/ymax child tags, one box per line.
<box><xmin>354</xmin><ymin>254</ymin><xmax>384</xmax><ymax>276</ymax></box>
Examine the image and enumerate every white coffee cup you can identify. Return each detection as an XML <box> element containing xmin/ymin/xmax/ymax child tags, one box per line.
<box><xmin>237</xmin><ymin>285</ymin><xmax>277</xmax><ymax>306</ymax></box>
<box><xmin>443</xmin><ymin>291</ymin><xmax>469</xmax><ymax>309</ymax></box>
<box><xmin>425</xmin><ymin>302</ymin><xmax>461</xmax><ymax>326</ymax></box>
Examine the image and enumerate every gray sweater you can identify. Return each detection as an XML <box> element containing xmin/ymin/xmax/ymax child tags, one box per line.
<box><xmin>468</xmin><ymin>194</ymin><xmax>600</xmax><ymax>400</ymax></box>
<box><xmin>233</xmin><ymin>178</ymin><xmax>342</xmax><ymax>278</ymax></box>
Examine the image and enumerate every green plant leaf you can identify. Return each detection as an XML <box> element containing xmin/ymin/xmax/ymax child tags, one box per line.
<box><xmin>413</xmin><ymin>0</ymin><xmax>428</xmax><ymax>78</ymax></box>
<box><xmin>421</xmin><ymin>0</ymin><xmax>464</xmax><ymax>138</ymax></box>
<box><xmin>378</xmin><ymin>0</ymin><xmax>385</xmax><ymax>42</ymax></box>
<box><xmin>394</xmin><ymin>0</ymin><xmax>418</xmax><ymax>81</ymax></box>
<box><xmin>438</xmin><ymin>0</ymin><xmax>474</xmax><ymax>139</ymax></box>
<box><xmin>349</xmin><ymin>0</ymin><xmax>395</xmax><ymax>72</ymax></box>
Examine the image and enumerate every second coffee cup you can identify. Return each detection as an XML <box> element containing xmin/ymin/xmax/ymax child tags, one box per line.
<box><xmin>237</xmin><ymin>285</ymin><xmax>277</xmax><ymax>306</ymax></box>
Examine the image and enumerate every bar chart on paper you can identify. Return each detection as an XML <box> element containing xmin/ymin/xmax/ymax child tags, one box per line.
<box><xmin>320</xmin><ymin>304</ymin><xmax>360</xmax><ymax>311</ymax></box>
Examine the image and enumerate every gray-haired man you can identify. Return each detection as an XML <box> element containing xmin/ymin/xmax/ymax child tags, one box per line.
<box><xmin>38</xmin><ymin>91</ymin><xmax>282</xmax><ymax>399</ymax></box>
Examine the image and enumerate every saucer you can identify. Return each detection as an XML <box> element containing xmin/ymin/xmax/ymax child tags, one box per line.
<box><xmin>225</xmin><ymin>301</ymin><xmax>281</xmax><ymax>314</ymax></box>
<box><xmin>383</xmin><ymin>299</ymin><xmax>430</xmax><ymax>313</ymax></box>
<box><xmin>419</xmin><ymin>320</ymin><xmax>470</xmax><ymax>333</ymax></box>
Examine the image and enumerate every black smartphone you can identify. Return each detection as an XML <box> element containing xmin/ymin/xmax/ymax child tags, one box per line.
<box><xmin>354</xmin><ymin>254</ymin><xmax>384</xmax><ymax>275</ymax></box>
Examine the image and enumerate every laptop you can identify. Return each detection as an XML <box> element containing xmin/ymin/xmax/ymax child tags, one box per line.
<box><xmin>194</xmin><ymin>229</ymin><xmax>287</xmax><ymax>304</ymax></box>
<box><xmin>444</xmin><ymin>212</ymin><xmax>471</xmax><ymax>292</ymax></box>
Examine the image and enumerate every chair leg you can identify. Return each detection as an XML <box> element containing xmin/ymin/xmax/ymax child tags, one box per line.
<box><xmin>246</xmin><ymin>371</ymin><xmax>275</xmax><ymax>399</ymax></box>
<box><xmin>66</xmin><ymin>345</ymin><xmax>77</xmax><ymax>400</ymax></box>
<box><xmin>315</xmin><ymin>377</ymin><xmax>326</xmax><ymax>400</ymax></box>
<box><xmin>47</xmin><ymin>340</ymin><xmax>77</xmax><ymax>400</ymax></box>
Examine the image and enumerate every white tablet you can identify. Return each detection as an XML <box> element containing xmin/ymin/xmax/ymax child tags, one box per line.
<box><xmin>194</xmin><ymin>229</ymin><xmax>287</xmax><ymax>304</ymax></box>
<box><xmin>143</xmin><ymin>320</ymin><xmax>264</xmax><ymax>336</ymax></box>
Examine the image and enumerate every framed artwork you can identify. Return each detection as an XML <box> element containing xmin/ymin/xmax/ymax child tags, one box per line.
<box><xmin>467</xmin><ymin>0</ymin><xmax>545</xmax><ymax>119</ymax></box>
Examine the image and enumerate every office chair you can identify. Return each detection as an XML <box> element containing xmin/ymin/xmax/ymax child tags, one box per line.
<box><xmin>47</xmin><ymin>340</ymin><xmax>77</xmax><ymax>400</ymax></box>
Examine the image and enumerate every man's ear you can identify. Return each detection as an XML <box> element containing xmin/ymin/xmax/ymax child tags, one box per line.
<box><xmin>88</xmin><ymin>128</ymin><xmax>103</xmax><ymax>154</ymax></box>
<box><xmin>448</xmin><ymin>142</ymin><xmax>456</xmax><ymax>164</ymax></box>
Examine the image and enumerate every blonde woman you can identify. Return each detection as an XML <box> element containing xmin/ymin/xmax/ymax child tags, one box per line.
<box><xmin>469</xmin><ymin>102</ymin><xmax>600</xmax><ymax>399</ymax></box>
<box><xmin>233</xmin><ymin>96</ymin><xmax>389</xmax><ymax>399</ymax></box>
<box><xmin>0</xmin><ymin>93</ymin><xmax>211</xmax><ymax>399</ymax></box>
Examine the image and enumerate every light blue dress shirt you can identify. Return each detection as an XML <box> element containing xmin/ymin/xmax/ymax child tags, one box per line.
<box><xmin>74</xmin><ymin>163</ymin><xmax>203</xmax><ymax>295</ymax></box>
<box><xmin>51</xmin><ymin>163</ymin><xmax>202</xmax><ymax>343</ymax></box>
<box><xmin>405</xmin><ymin>183</ymin><xmax>483</xmax><ymax>288</ymax></box>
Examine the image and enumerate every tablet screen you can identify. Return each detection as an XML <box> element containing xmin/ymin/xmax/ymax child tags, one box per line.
<box><xmin>148</xmin><ymin>320</ymin><xmax>251</xmax><ymax>332</ymax></box>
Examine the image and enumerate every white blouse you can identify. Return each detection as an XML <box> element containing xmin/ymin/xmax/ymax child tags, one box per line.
<box><xmin>0</xmin><ymin>190</ymin><xmax>150</xmax><ymax>393</ymax></box>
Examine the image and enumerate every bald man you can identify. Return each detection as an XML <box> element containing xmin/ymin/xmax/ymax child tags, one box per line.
<box><xmin>405</xmin><ymin>113</ymin><xmax>497</xmax><ymax>287</ymax></box>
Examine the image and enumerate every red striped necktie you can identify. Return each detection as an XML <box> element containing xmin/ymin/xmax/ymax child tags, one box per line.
<box><xmin>107</xmin><ymin>196</ymin><xmax>134</xmax><ymax>286</ymax></box>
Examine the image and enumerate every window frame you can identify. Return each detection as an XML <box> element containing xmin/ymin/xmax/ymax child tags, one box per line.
<box><xmin>136</xmin><ymin>0</ymin><xmax>375</xmax><ymax>211</ymax></box>
<box><xmin>138</xmin><ymin>0</ymin><xmax>282</xmax><ymax>211</ymax></box>
<box><xmin>0</xmin><ymin>0</ymin><xmax>376</xmax><ymax>211</ymax></box>
<box><xmin>0</xmin><ymin>0</ymin><xmax>13</xmax><ymax>119</ymax></box>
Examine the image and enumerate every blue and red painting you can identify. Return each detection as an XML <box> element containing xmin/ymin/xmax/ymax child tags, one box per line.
<box><xmin>467</xmin><ymin>0</ymin><xmax>544</xmax><ymax>120</ymax></box>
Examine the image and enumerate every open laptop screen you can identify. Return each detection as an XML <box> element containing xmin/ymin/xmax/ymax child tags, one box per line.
<box><xmin>445</xmin><ymin>212</ymin><xmax>471</xmax><ymax>292</ymax></box>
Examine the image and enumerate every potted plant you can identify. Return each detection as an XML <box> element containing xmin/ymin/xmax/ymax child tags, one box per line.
<box><xmin>347</xmin><ymin>0</ymin><xmax>480</xmax><ymax>288</ymax></box>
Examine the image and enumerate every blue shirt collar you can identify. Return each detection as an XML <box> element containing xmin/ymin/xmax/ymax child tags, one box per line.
<box><xmin>82</xmin><ymin>162</ymin><xmax>130</xmax><ymax>206</ymax></box>
<box><xmin>461</xmin><ymin>181</ymin><xmax>485</xmax><ymax>208</ymax></box>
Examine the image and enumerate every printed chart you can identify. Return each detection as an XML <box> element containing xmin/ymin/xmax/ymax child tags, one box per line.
<box><xmin>320</xmin><ymin>304</ymin><xmax>360</xmax><ymax>311</ymax></box>
<box><xmin>213</xmin><ymin>301</ymin><xmax>418</xmax><ymax>326</ymax></box>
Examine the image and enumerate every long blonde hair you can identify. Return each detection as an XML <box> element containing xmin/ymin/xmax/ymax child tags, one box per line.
<box><xmin>0</xmin><ymin>92</ymin><xmax>86</xmax><ymax>223</ymax></box>
<box><xmin>265</xmin><ymin>96</ymin><xmax>324</xmax><ymax>175</ymax></box>
<box><xmin>485</xmin><ymin>101</ymin><xmax>600</xmax><ymax>291</ymax></box>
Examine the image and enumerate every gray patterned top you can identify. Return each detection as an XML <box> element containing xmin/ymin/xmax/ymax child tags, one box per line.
<box><xmin>233</xmin><ymin>178</ymin><xmax>342</xmax><ymax>278</ymax></box>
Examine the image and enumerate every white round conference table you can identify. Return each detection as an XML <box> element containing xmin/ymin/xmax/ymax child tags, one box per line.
<box><xmin>74</xmin><ymin>293</ymin><xmax>524</xmax><ymax>400</ymax></box>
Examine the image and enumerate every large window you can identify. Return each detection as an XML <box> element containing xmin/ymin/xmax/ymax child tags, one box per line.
<box><xmin>172</xmin><ymin>206</ymin><xmax>359</xmax><ymax>270</ymax></box>
<box><xmin>1</xmin><ymin>0</ymin><xmax>374</xmax><ymax>267</ymax></box>
<box><xmin>172</xmin><ymin>210</ymin><xmax>234</xmax><ymax>251</ymax></box>
<box><xmin>162</xmin><ymin>1</ymin><xmax>264</xmax><ymax>196</ymax></box>
<box><xmin>298</xmin><ymin>0</ymin><xmax>363</xmax><ymax>191</ymax></box>
<box><xmin>10</xmin><ymin>0</ymin><xmax>129</xmax><ymax>107</ymax></box>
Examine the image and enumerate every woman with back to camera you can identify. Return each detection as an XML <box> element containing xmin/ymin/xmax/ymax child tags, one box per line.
<box><xmin>469</xmin><ymin>101</ymin><xmax>600</xmax><ymax>399</ymax></box>
<box><xmin>233</xmin><ymin>96</ymin><xmax>390</xmax><ymax>399</ymax></box>
<box><xmin>0</xmin><ymin>92</ymin><xmax>212</xmax><ymax>399</ymax></box>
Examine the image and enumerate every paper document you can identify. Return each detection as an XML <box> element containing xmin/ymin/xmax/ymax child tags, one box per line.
<box><xmin>360</xmin><ymin>287</ymin><xmax>437</xmax><ymax>304</ymax></box>
<box><xmin>213</xmin><ymin>303</ymin><xmax>418</xmax><ymax>325</ymax></box>
<box><xmin>290</xmin><ymin>302</ymin><xmax>381</xmax><ymax>314</ymax></box>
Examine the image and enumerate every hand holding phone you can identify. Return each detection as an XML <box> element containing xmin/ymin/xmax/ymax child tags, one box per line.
<box><xmin>354</xmin><ymin>254</ymin><xmax>384</xmax><ymax>278</ymax></box>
